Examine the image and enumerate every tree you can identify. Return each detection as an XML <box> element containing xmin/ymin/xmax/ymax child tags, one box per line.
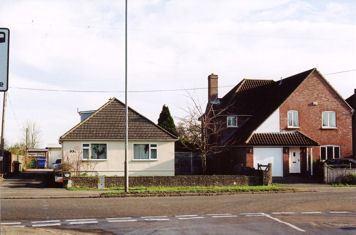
<box><xmin>158</xmin><ymin>105</ymin><xmax>178</xmax><ymax>137</ymax></box>
<box><xmin>22</xmin><ymin>120</ymin><xmax>41</xmax><ymax>149</ymax></box>
<box><xmin>7</xmin><ymin>143</ymin><xmax>26</xmax><ymax>155</ymax></box>
<box><xmin>177</xmin><ymin>97</ymin><xmax>231</xmax><ymax>173</ymax></box>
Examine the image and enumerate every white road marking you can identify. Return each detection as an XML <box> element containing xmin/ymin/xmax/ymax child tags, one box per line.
<box><xmin>212</xmin><ymin>215</ymin><xmax>238</xmax><ymax>218</ymax></box>
<box><xmin>32</xmin><ymin>223</ymin><xmax>61</xmax><ymax>227</ymax></box>
<box><xmin>301</xmin><ymin>212</ymin><xmax>322</xmax><ymax>215</ymax></box>
<box><xmin>32</xmin><ymin>220</ymin><xmax>61</xmax><ymax>224</ymax></box>
<box><xmin>207</xmin><ymin>213</ymin><xmax>233</xmax><ymax>216</ymax></box>
<box><xmin>264</xmin><ymin>214</ymin><xmax>306</xmax><ymax>233</ymax></box>
<box><xmin>108</xmin><ymin>219</ymin><xmax>138</xmax><ymax>223</ymax></box>
<box><xmin>69</xmin><ymin>221</ymin><xmax>98</xmax><ymax>225</ymax></box>
<box><xmin>66</xmin><ymin>218</ymin><xmax>97</xmax><ymax>222</ymax></box>
<box><xmin>177</xmin><ymin>216</ymin><xmax>205</xmax><ymax>220</ymax></box>
<box><xmin>0</xmin><ymin>222</ymin><xmax>22</xmax><ymax>225</ymax></box>
<box><xmin>144</xmin><ymin>218</ymin><xmax>170</xmax><ymax>221</ymax></box>
<box><xmin>240</xmin><ymin>213</ymin><xmax>265</xmax><ymax>217</ymax></box>
<box><xmin>329</xmin><ymin>211</ymin><xmax>350</xmax><ymax>214</ymax></box>
<box><xmin>141</xmin><ymin>216</ymin><xmax>168</xmax><ymax>219</ymax></box>
<box><xmin>272</xmin><ymin>212</ymin><xmax>295</xmax><ymax>215</ymax></box>
<box><xmin>106</xmin><ymin>217</ymin><xmax>133</xmax><ymax>220</ymax></box>
<box><xmin>175</xmin><ymin>214</ymin><xmax>199</xmax><ymax>217</ymax></box>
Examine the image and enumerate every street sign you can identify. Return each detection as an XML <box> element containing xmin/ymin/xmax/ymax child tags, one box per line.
<box><xmin>0</xmin><ymin>28</ymin><xmax>9</xmax><ymax>91</ymax></box>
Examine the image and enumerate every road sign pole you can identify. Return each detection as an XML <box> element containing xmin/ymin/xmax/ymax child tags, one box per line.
<box><xmin>0</xmin><ymin>92</ymin><xmax>6</xmax><ymax>174</ymax></box>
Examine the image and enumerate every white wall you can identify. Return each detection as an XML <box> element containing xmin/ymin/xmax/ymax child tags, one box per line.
<box><xmin>253</xmin><ymin>147</ymin><xmax>283</xmax><ymax>177</ymax></box>
<box><xmin>48</xmin><ymin>148</ymin><xmax>62</xmax><ymax>168</ymax></box>
<box><xmin>255</xmin><ymin>108</ymin><xmax>280</xmax><ymax>133</ymax></box>
<box><xmin>61</xmin><ymin>140</ymin><xmax>175</xmax><ymax>176</ymax></box>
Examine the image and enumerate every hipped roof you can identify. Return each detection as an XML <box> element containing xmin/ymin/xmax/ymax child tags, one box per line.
<box><xmin>60</xmin><ymin>98</ymin><xmax>177</xmax><ymax>142</ymax></box>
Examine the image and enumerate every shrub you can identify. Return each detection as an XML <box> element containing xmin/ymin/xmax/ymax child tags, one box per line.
<box><xmin>60</xmin><ymin>162</ymin><xmax>73</xmax><ymax>172</ymax></box>
<box><xmin>341</xmin><ymin>174</ymin><xmax>356</xmax><ymax>185</ymax></box>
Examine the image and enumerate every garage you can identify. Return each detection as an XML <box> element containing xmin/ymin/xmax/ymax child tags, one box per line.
<box><xmin>253</xmin><ymin>147</ymin><xmax>283</xmax><ymax>177</ymax></box>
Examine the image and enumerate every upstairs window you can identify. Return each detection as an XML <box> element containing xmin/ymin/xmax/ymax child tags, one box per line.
<box><xmin>288</xmin><ymin>110</ymin><xmax>299</xmax><ymax>128</ymax></box>
<box><xmin>322</xmin><ymin>111</ymin><xmax>336</xmax><ymax>128</ymax></box>
<box><xmin>227</xmin><ymin>116</ymin><xmax>238</xmax><ymax>127</ymax></box>
<box><xmin>320</xmin><ymin>145</ymin><xmax>340</xmax><ymax>161</ymax></box>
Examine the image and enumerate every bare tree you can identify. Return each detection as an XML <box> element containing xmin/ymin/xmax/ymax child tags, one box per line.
<box><xmin>62</xmin><ymin>147</ymin><xmax>98</xmax><ymax>176</ymax></box>
<box><xmin>22</xmin><ymin>120</ymin><xmax>41</xmax><ymax>149</ymax></box>
<box><xmin>177</xmin><ymin>97</ymin><xmax>232</xmax><ymax>173</ymax></box>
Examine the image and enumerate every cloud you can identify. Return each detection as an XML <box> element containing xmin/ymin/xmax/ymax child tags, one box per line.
<box><xmin>0</xmin><ymin>0</ymin><xmax>356</xmax><ymax>146</ymax></box>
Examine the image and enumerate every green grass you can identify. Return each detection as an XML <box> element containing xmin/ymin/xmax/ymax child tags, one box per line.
<box><xmin>332</xmin><ymin>184</ymin><xmax>356</xmax><ymax>187</ymax></box>
<box><xmin>68</xmin><ymin>185</ymin><xmax>295</xmax><ymax>195</ymax></box>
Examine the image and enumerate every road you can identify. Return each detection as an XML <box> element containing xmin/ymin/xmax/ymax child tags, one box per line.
<box><xmin>2</xmin><ymin>190</ymin><xmax>356</xmax><ymax>234</ymax></box>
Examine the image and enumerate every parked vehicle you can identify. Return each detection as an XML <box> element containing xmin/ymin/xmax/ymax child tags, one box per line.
<box><xmin>325</xmin><ymin>158</ymin><xmax>356</xmax><ymax>168</ymax></box>
<box><xmin>52</xmin><ymin>159</ymin><xmax>62</xmax><ymax>169</ymax></box>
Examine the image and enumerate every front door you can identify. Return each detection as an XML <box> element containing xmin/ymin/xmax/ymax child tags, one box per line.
<box><xmin>289</xmin><ymin>147</ymin><xmax>301</xmax><ymax>173</ymax></box>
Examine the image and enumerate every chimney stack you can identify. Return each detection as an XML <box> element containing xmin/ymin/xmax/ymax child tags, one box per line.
<box><xmin>208</xmin><ymin>73</ymin><xmax>218</xmax><ymax>103</ymax></box>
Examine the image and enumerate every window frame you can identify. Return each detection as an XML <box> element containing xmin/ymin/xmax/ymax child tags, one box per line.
<box><xmin>320</xmin><ymin>145</ymin><xmax>341</xmax><ymax>161</ymax></box>
<box><xmin>287</xmin><ymin>110</ymin><xmax>299</xmax><ymax>128</ymax></box>
<box><xmin>81</xmin><ymin>143</ymin><xmax>108</xmax><ymax>161</ymax></box>
<box><xmin>226</xmin><ymin>115</ymin><xmax>238</xmax><ymax>128</ymax></box>
<box><xmin>322</xmin><ymin>111</ymin><xmax>336</xmax><ymax>129</ymax></box>
<box><xmin>133</xmin><ymin>143</ymin><xmax>158</xmax><ymax>161</ymax></box>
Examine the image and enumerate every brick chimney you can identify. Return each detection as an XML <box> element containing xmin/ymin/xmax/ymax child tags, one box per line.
<box><xmin>208</xmin><ymin>73</ymin><xmax>218</xmax><ymax>103</ymax></box>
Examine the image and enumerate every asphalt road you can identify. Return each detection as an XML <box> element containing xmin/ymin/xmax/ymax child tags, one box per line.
<box><xmin>2</xmin><ymin>190</ymin><xmax>356</xmax><ymax>234</ymax></box>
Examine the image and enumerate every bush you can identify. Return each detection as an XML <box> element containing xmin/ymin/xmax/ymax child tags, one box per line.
<box><xmin>60</xmin><ymin>162</ymin><xmax>73</xmax><ymax>171</ymax></box>
<box><xmin>341</xmin><ymin>174</ymin><xmax>356</xmax><ymax>185</ymax></box>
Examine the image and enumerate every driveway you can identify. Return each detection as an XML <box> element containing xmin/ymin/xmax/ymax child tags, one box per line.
<box><xmin>0</xmin><ymin>170</ymin><xmax>102</xmax><ymax>199</ymax></box>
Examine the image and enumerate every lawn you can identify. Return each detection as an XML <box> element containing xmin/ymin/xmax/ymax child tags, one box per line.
<box><xmin>68</xmin><ymin>185</ymin><xmax>295</xmax><ymax>195</ymax></box>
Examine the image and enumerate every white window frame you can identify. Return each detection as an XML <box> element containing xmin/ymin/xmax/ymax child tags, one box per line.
<box><xmin>287</xmin><ymin>110</ymin><xmax>299</xmax><ymax>128</ymax></box>
<box><xmin>133</xmin><ymin>143</ymin><xmax>158</xmax><ymax>161</ymax></box>
<box><xmin>81</xmin><ymin>143</ymin><xmax>108</xmax><ymax>160</ymax></box>
<box><xmin>227</xmin><ymin>116</ymin><xmax>238</xmax><ymax>127</ymax></box>
<box><xmin>322</xmin><ymin>111</ymin><xmax>336</xmax><ymax>128</ymax></box>
<box><xmin>320</xmin><ymin>145</ymin><xmax>340</xmax><ymax>161</ymax></box>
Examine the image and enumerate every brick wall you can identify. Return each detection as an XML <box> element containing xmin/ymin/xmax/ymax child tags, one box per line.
<box><xmin>70</xmin><ymin>174</ymin><xmax>270</xmax><ymax>188</ymax></box>
<box><xmin>280</xmin><ymin>71</ymin><xmax>353</xmax><ymax>160</ymax></box>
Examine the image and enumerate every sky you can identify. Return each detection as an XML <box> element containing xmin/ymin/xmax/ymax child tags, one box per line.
<box><xmin>0</xmin><ymin>0</ymin><xmax>356</xmax><ymax>147</ymax></box>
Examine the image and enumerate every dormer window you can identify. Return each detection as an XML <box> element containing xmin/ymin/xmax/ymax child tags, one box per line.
<box><xmin>288</xmin><ymin>110</ymin><xmax>299</xmax><ymax>128</ymax></box>
<box><xmin>227</xmin><ymin>116</ymin><xmax>238</xmax><ymax>127</ymax></box>
<box><xmin>322</xmin><ymin>111</ymin><xmax>336</xmax><ymax>128</ymax></box>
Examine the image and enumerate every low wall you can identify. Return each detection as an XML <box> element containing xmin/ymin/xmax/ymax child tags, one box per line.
<box><xmin>324</xmin><ymin>165</ymin><xmax>356</xmax><ymax>184</ymax></box>
<box><xmin>71</xmin><ymin>174</ymin><xmax>268</xmax><ymax>188</ymax></box>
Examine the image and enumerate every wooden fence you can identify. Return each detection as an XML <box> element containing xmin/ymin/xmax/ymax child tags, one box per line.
<box><xmin>324</xmin><ymin>165</ymin><xmax>356</xmax><ymax>184</ymax></box>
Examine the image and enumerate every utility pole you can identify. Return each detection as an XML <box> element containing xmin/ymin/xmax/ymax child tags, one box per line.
<box><xmin>124</xmin><ymin>0</ymin><xmax>129</xmax><ymax>193</ymax></box>
<box><xmin>0</xmin><ymin>92</ymin><xmax>7</xmax><ymax>174</ymax></box>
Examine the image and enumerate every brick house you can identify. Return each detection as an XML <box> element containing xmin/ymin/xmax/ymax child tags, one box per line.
<box><xmin>204</xmin><ymin>68</ymin><xmax>353</xmax><ymax>177</ymax></box>
<box><xmin>346</xmin><ymin>89</ymin><xmax>356</xmax><ymax>157</ymax></box>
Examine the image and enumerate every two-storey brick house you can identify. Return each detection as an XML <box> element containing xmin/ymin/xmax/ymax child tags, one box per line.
<box><xmin>204</xmin><ymin>68</ymin><xmax>353</xmax><ymax>177</ymax></box>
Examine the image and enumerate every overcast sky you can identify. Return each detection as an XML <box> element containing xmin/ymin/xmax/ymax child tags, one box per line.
<box><xmin>1</xmin><ymin>0</ymin><xmax>356</xmax><ymax>147</ymax></box>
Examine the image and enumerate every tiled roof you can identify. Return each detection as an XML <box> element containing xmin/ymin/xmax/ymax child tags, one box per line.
<box><xmin>60</xmin><ymin>98</ymin><xmax>177</xmax><ymax>142</ymax></box>
<box><xmin>346</xmin><ymin>93</ymin><xmax>356</xmax><ymax>109</ymax></box>
<box><xmin>246</xmin><ymin>132</ymin><xmax>318</xmax><ymax>146</ymax></box>
<box><xmin>216</xmin><ymin>68</ymin><xmax>316</xmax><ymax>145</ymax></box>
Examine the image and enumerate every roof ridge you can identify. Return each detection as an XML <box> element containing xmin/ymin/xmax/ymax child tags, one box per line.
<box><xmin>59</xmin><ymin>98</ymin><xmax>116</xmax><ymax>142</ymax></box>
<box><xmin>111</xmin><ymin>98</ymin><xmax>178</xmax><ymax>139</ymax></box>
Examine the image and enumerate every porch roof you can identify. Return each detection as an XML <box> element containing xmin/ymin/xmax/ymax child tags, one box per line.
<box><xmin>246</xmin><ymin>132</ymin><xmax>319</xmax><ymax>146</ymax></box>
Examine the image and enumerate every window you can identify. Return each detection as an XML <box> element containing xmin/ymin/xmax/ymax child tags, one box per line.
<box><xmin>227</xmin><ymin>116</ymin><xmax>238</xmax><ymax>127</ymax></box>
<box><xmin>322</xmin><ymin>111</ymin><xmax>336</xmax><ymax>128</ymax></box>
<box><xmin>82</xmin><ymin>143</ymin><xmax>107</xmax><ymax>160</ymax></box>
<box><xmin>288</xmin><ymin>110</ymin><xmax>299</xmax><ymax>128</ymax></box>
<box><xmin>320</xmin><ymin>145</ymin><xmax>340</xmax><ymax>161</ymax></box>
<box><xmin>133</xmin><ymin>144</ymin><xmax>158</xmax><ymax>160</ymax></box>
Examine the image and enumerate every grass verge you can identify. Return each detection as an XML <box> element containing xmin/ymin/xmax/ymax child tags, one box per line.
<box><xmin>68</xmin><ymin>185</ymin><xmax>295</xmax><ymax>195</ymax></box>
<box><xmin>332</xmin><ymin>184</ymin><xmax>356</xmax><ymax>187</ymax></box>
